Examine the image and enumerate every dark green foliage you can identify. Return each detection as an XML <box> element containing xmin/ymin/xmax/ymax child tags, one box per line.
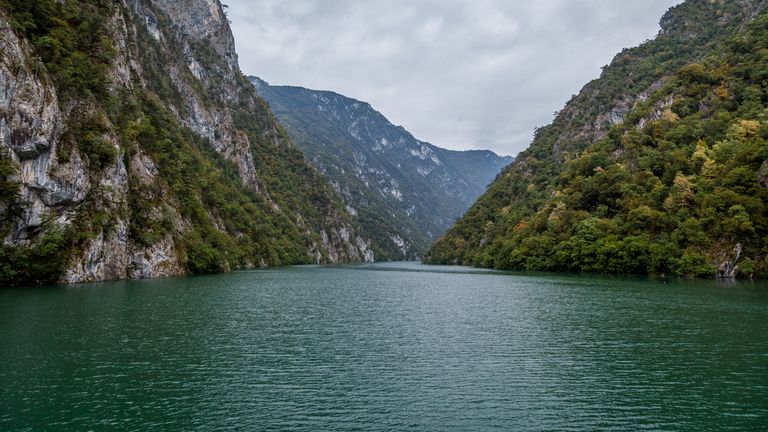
<box><xmin>67</xmin><ymin>115</ymin><xmax>119</xmax><ymax>171</ymax></box>
<box><xmin>0</xmin><ymin>227</ymin><xmax>71</xmax><ymax>286</ymax></box>
<box><xmin>1</xmin><ymin>0</ymin><xmax>115</xmax><ymax>101</ymax></box>
<box><xmin>427</xmin><ymin>1</ymin><xmax>768</xmax><ymax>278</ymax></box>
<box><xmin>122</xmin><ymin>93</ymin><xmax>313</xmax><ymax>274</ymax></box>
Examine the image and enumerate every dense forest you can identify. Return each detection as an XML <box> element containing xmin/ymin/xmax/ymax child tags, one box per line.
<box><xmin>426</xmin><ymin>0</ymin><xmax>768</xmax><ymax>278</ymax></box>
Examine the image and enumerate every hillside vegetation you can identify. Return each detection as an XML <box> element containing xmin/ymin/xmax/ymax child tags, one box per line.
<box><xmin>426</xmin><ymin>0</ymin><xmax>768</xmax><ymax>278</ymax></box>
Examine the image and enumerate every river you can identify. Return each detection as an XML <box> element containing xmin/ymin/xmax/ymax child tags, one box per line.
<box><xmin>1</xmin><ymin>262</ymin><xmax>766</xmax><ymax>430</ymax></box>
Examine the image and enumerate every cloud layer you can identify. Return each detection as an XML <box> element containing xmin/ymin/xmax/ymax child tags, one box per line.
<box><xmin>226</xmin><ymin>0</ymin><xmax>681</xmax><ymax>156</ymax></box>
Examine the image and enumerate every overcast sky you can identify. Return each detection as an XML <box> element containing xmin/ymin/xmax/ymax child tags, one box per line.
<box><xmin>226</xmin><ymin>0</ymin><xmax>682</xmax><ymax>156</ymax></box>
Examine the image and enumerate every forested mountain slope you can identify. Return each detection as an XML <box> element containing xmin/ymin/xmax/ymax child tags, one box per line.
<box><xmin>0</xmin><ymin>0</ymin><xmax>373</xmax><ymax>285</ymax></box>
<box><xmin>252</xmin><ymin>78</ymin><xmax>512</xmax><ymax>259</ymax></box>
<box><xmin>426</xmin><ymin>0</ymin><xmax>768</xmax><ymax>278</ymax></box>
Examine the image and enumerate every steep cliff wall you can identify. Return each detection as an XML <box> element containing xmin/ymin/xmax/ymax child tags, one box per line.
<box><xmin>0</xmin><ymin>0</ymin><xmax>372</xmax><ymax>285</ymax></box>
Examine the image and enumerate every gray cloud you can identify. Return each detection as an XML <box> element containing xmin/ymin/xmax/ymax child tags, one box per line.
<box><xmin>225</xmin><ymin>0</ymin><xmax>682</xmax><ymax>156</ymax></box>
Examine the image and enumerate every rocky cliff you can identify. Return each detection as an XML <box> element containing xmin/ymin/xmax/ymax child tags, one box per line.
<box><xmin>0</xmin><ymin>0</ymin><xmax>372</xmax><ymax>285</ymax></box>
<box><xmin>251</xmin><ymin>77</ymin><xmax>512</xmax><ymax>260</ymax></box>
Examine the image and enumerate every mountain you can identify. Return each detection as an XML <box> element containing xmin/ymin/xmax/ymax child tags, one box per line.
<box><xmin>0</xmin><ymin>0</ymin><xmax>374</xmax><ymax>285</ymax></box>
<box><xmin>250</xmin><ymin>78</ymin><xmax>513</xmax><ymax>260</ymax></box>
<box><xmin>426</xmin><ymin>0</ymin><xmax>768</xmax><ymax>278</ymax></box>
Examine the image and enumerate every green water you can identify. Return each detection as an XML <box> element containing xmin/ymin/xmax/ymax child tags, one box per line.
<box><xmin>1</xmin><ymin>262</ymin><xmax>767</xmax><ymax>431</ymax></box>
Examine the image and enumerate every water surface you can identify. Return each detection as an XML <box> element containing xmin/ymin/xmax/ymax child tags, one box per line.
<box><xmin>1</xmin><ymin>262</ymin><xmax>767</xmax><ymax>431</ymax></box>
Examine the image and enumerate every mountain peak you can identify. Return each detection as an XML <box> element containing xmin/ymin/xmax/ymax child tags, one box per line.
<box><xmin>250</xmin><ymin>77</ymin><xmax>512</xmax><ymax>260</ymax></box>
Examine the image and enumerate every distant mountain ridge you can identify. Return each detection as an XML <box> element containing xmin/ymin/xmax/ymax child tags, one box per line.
<box><xmin>251</xmin><ymin>77</ymin><xmax>512</xmax><ymax>259</ymax></box>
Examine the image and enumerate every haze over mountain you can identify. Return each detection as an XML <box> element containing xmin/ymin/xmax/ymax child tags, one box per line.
<box><xmin>227</xmin><ymin>0</ymin><xmax>682</xmax><ymax>156</ymax></box>
<box><xmin>251</xmin><ymin>77</ymin><xmax>512</xmax><ymax>259</ymax></box>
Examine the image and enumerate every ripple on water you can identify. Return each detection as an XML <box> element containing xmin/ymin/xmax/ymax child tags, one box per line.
<box><xmin>1</xmin><ymin>263</ymin><xmax>767</xmax><ymax>431</ymax></box>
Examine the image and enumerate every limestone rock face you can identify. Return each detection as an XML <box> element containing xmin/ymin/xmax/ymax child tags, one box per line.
<box><xmin>129</xmin><ymin>234</ymin><xmax>184</xmax><ymax>280</ymax></box>
<box><xmin>65</xmin><ymin>220</ymin><xmax>130</xmax><ymax>284</ymax></box>
<box><xmin>0</xmin><ymin>0</ymin><xmax>373</xmax><ymax>285</ymax></box>
<box><xmin>0</xmin><ymin>15</ymin><xmax>88</xmax><ymax>244</ymax></box>
<box><xmin>129</xmin><ymin>0</ymin><xmax>259</xmax><ymax>188</ymax></box>
<box><xmin>0</xmin><ymin>19</ymin><xmax>60</xmax><ymax>161</ymax></box>
<box><xmin>150</xmin><ymin>0</ymin><xmax>239</xmax><ymax>73</ymax></box>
